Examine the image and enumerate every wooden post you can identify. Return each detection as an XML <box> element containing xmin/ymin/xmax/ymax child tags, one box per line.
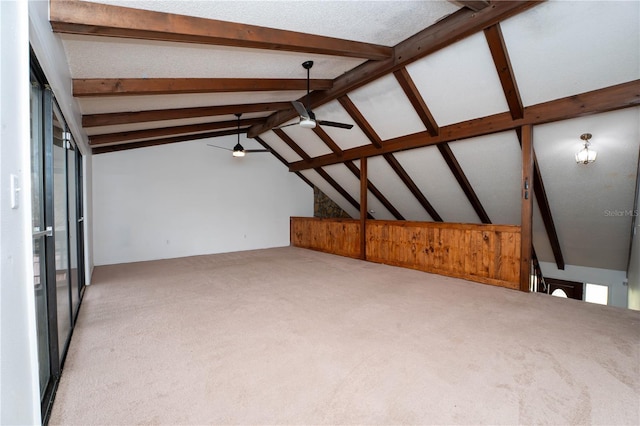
<box><xmin>360</xmin><ymin>157</ymin><xmax>367</xmax><ymax>260</ymax></box>
<box><xmin>520</xmin><ymin>125</ymin><xmax>534</xmax><ymax>292</ymax></box>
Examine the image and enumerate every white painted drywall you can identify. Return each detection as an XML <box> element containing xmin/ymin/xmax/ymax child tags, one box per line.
<box><xmin>29</xmin><ymin>0</ymin><xmax>94</xmax><ymax>284</ymax></box>
<box><xmin>0</xmin><ymin>0</ymin><xmax>41</xmax><ymax>423</ymax></box>
<box><xmin>540</xmin><ymin>262</ymin><xmax>628</xmax><ymax>309</ymax></box>
<box><xmin>92</xmin><ymin>138</ymin><xmax>313</xmax><ymax>265</ymax></box>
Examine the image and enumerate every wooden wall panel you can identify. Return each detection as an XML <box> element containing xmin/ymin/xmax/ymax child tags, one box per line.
<box><xmin>290</xmin><ymin>217</ymin><xmax>361</xmax><ymax>258</ymax></box>
<box><xmin>290</xmin><ymin>217</ymin><xmax>521</xmax><ymax>289</ymax></box>
<box><xmin>366</xmin><ymin>221</ymin><xmax>520</xmax><ymax>289</ymax></box>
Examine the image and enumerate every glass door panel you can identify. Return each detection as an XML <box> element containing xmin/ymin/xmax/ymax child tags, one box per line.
<box><xmin>30</xmin><ymin>77</ymin><xmax>51</xmax><ymax>400</ymax></box>
<box><xmin>67</xmin><ymin>142</ymin><xmax>79</xmax><ymax>318</ymax></box>
<box><xmin>53</xmin><ymin>107</ymin><xmax>71</xmax><ymax>361</ymax></box>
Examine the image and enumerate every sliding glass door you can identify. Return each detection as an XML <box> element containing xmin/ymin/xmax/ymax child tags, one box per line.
<box><xmin>30</xmin><ymin>51</ymin><xmax>86</xmax><ymax>423</ymax></box>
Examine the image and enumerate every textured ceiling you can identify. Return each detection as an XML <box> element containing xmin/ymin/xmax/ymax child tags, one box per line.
<box><xmin>54</xmin><ymin>0</ymin><xmax>640</xmax><ymax>273</ymax></box>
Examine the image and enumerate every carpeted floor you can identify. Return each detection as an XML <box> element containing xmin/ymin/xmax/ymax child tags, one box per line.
<box><xmin>49</xmin><ymin>246</ymin><xmax>640</xmax><ymax>425</ymax></box>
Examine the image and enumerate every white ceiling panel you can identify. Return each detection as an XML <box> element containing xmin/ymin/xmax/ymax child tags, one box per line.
<box><xmin>62</xmin><ymin>35</ymin><xmax>365</xmax><ymax>79</ymax></box>
<box><xmin>405</xmin><ymin>32</ymin><xmax>509</xmax><ymax>127</ymax></box>
<box><xmin>312</xmin><ymin>102</ymin><xmax>371</xmax><ymax>151</ymax></box>
<box><xmin>501</xmin><ymin>0</ymin><xmax>640</xmax><ymax>106</ymax></box>
<box><xmin>533</xmin><ymin>107</ymin><xmax>640</xmax><ymax>270</ymax></box>
<box><xmin>277</xmin><ymin>127</ymin><xmax>334</xmax><ymax>158</ymax></box>
<box><xmin>257</xmin><ymin>131</ymin><xmax>303</xmax><ymax>163</ymax></box>
<box><xmin>299</xmin><ymin>169</ymin><xmax>359</xmax><ymax>219</ymax></box>
<box><xmin>365</xmin><ymin>156</ymin><xmax>432</xmax><ymax>222</ymax></box>
<box><xmin>347</xmin><ymin>74</ymin><xmax>427</xmax><ymax>141</ymax></box>
<box><xmin>85</xmin><ymin>1</ymin><xmax>460</xmax><ymax>46</ymax></box>
<box><xmin>393</xmin><ymin>145</ymin><xmax>481</xmax><ymax>224</ymax></box>
<box><xmin>448</xmin><ymin>131</ymin><xmax>522</xmax><ymax>225</ymax></box>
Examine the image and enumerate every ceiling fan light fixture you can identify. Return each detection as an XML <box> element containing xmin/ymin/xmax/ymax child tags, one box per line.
<box><xmin>299</xmin><ymin>117</ymin><xmax>316</xmax><ymax>129</ymax></box>
<box><xmin>232</xmin><ymin>142</ymin><xmax>245</xmax><ymax>157</ymax></box>
<box><xmin>575</xmin><ymin>133</ymin><xmax>597</xmax><ymax>164</ymax></box>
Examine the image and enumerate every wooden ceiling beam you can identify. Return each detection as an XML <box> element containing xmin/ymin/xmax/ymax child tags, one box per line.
<box><xmin>338</xmin><ymin>96</ymin><xmax>383</xmax><ymax>148</ymax></box>
<box><xmin>289</xmin><ymin>80</ymin><xmax>640</xmax><ymax>172</ymax></box>
<box><xmin>383</xmin><ymin>153</ymin><xmax>442</xmax><ymax>221</ymax></box>
<box><xmin>344</xmin><ymin>161</ymin><xmax>405</xmax><ymax>220</ymax></box>
<box><xmin>312</xmin><ymin>127</ymin><xmax>344</xmax><ymax>157</ymax></box>
<box><xmin>91</xmin><ymin>128</ymin><xmax>242</xmax><ymax>154</ymax></box>
<box><xmin>254</xmin><ymin>136</ymin><xmax>313</xmax><ymax>188</ymax></box>
<box><xmin>392</xmin><ymin>67</ymin><xmax>490</xmax><ymax>224</ymax></box>
<box><xmin>248</xmin><ymin>1</ymin><xmax>540</xmax><ymax>137</ymax></box>
<box><xmin>49</xmin><ymin>0</ymin><xmax>392</xmax><ymax>60</ymax></box>
<box><xmin>272</xmin><ymin>128</ymin><xmax>312</xmax><ymax>162</ymax></box>
<box><xmin>83</xmin><ymin>102</ymin><xmax>291</xmax><ymax>127</ymax></box>
<box><xmin>73</xmin><ymin>78</ymin><xmax>332</xmax><ymax>97</ymax></box>
<box><xmin>437</xmin><ymin>143</ymin><xmax>491</xmax><ymax>224</ymax></box>
<box><xmin>484</xmin><ymin>24</ymin><xmax>524</xmax><ymax>120</ymax></box>
<box><xmin>89</xmin><ymin>118</ymin><xmax>262</xmax><ymax>145</ymax></box>
<box><xmin>314</xmin><ymin>167</ymin><xmax>368</xmax><ymax>217</ymax></box>
<box><xmin>393</xmin><ymin>68</ymin><xmax>439</xmax><ymax>136</ymax></box>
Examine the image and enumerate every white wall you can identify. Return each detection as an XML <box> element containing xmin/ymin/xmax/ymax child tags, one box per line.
<box><xmin>540</xmin><ymin>262</ymin><xmax>628</xmax><ymax>309</ymax></box>
<box><xmin>0</xmin><ymin>1</ymin><xmax>41</xmax><ymax>424</ymax></box>
<box><xmin>29</xmin><ymin>0</ymin><xmax>94</xmax><ymax>284</ymax></box>
<box><xmin>92</xmin><ymin>138</ymin><xmax>313</xmax><ymax>265</ymax></box>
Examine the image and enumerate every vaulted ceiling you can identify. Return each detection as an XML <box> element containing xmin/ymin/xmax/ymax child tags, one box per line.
<box><xmin>50</xmin><ymin>0</ymin><xmax>640</xmax><ymax>272</ymax></box>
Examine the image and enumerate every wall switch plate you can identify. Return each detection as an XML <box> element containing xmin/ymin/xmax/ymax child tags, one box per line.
<box><xmin>10</xmin><ymin>174</ymin><xmax>20</xmax><ymax>209</ymax></box>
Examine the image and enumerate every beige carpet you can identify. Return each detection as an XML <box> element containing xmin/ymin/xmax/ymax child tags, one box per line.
<box><xmin>50</xmin><ymin>246</ymin><xmax>639</xmax><ymax>425</ymax></box>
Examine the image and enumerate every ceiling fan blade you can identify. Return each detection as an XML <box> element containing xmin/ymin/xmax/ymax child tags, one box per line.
<box><xmin>244</xmin><ymin>149</ymin><xmax>270</xmax><ymax>153</ymax></box>
<box><xmin>291</xmin><ymin>101</ymin><xmax>309</xmax><ymax>119</ymax></box>
<box><xmin>207</xmin><ymin>144</ymin><xmax>232</xmax><ymax>151</ymax></box>
<box><xmin>318</xmin><ymin>120</ymin><xmax>354</xmax><ymax>130</ymax></box>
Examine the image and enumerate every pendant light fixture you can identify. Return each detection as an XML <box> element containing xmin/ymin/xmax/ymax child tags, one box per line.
<box><xmin>232</xmin><ymin>113</ymin><xmax>245</xmax><ymax>157</ymax></box>
<box><xmin>575</xmin><ymin>133</ymin><xmax>597</xmax><ymax>164</ymax></box>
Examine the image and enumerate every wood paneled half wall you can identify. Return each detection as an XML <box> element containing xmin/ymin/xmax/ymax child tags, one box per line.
<box><xmin>290</xmin><ymin>217</ymin><xmax>521</xmax><ymax>290</ymax></box>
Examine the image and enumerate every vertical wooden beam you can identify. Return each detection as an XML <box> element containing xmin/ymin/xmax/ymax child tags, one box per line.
<box><xmin>360</xmin><ymin>157</ymin><xmax>368</xmax><ymax>260</ymax></box>
<box><xmin>345</xmin><ymin>161</ymin><xmax>405</xmax><ymax>220</ymax></box>
<box><xmin>520</xmin><ymin>124</ymin><xmax>534</xmax><ymax>292</ymax></box>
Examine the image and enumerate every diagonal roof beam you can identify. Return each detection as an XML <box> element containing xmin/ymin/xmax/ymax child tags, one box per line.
<box><xmin>73</xmin><ymin>78</ymin><xmax>332</xmax><ymax>97</ymax></box>
<box><xmin>83</xmin><ymin>102</ymin><xmax>292</xmax><ymax>127</ymax></box>
<box><xmin>515</xmin><ymin>128</ymin><xmax>565</xmax><ymax>270</ymax></box>
<box><xmin>289</xmin><ymin>80</ymin><xmax>640</xmax><ymax>171</ymax></box>
<box><xmin>484</xmin><ymin>24</ymin><xmax>524</xmax><ymax>120</ymax></box>
<box><xmin>383</xmin><ymin>153</ymin><xmax>442</xmax><ymax>221</ymax></box>
<box><xmin>338</xmin><ymin>96</ymin><xmax>383</xmax><ymax>148</ymax></box>
<box><xmin>312</xmin><ymin>127</ymin><xmax>343</xmax><ymax>157</ymax></box>
<box><xmin>89</xmin><ymin>118</ymin><xmax>263</xmax><ymax>145</ymax></box>
<box><xmin>272</xmin><ymin>128</ymin><xmax>312</xmax><ymax>162</ymax></box>
<box><xmin>254</xmin><ymin>136</ymin><xmax>313</xmax><ymax>188</ymax></box>
<box><xmin>344</xmin><ymin>161</ymin><xmax>405</xmax><ymax>220</ymax></box>
<box><xmin>248</xmin><ymin>1</ymin><xmax>540</xmax><ymax>137</ymax></box>
<box><xmin>91</xmin><ymin>128</ymin><xmax>243</xmax><ymax>154</ymax></box>
<box><xmin>393</xmin><ymin>67</ymin><xmax>439</xmax><ymax>136</ymax></box>
<box><xmin>437</xmin><ymin>143</ymin><xmax>491</xmax><ymax>224</ymax></box>
<box><xmin>49</xmin><ymin>0</ymin><xmax>392</xmax><ymax>60</ymax></box>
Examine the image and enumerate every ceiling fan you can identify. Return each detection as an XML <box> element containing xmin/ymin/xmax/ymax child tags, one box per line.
<box><xmin>208</xmin><ymin>113</ymin><xmax>270</xmax><ymax>157</ymax></box>
<box><xmin>278</xmin><ymin>61</ymin><xmax>353</xmax><ymax>131</ymax></box>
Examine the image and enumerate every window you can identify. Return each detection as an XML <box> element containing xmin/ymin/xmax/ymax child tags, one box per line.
<box><xmin>585</xmin><ymin>283</ymin><xmax>608</xmax><ymax>305</ymax></box>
